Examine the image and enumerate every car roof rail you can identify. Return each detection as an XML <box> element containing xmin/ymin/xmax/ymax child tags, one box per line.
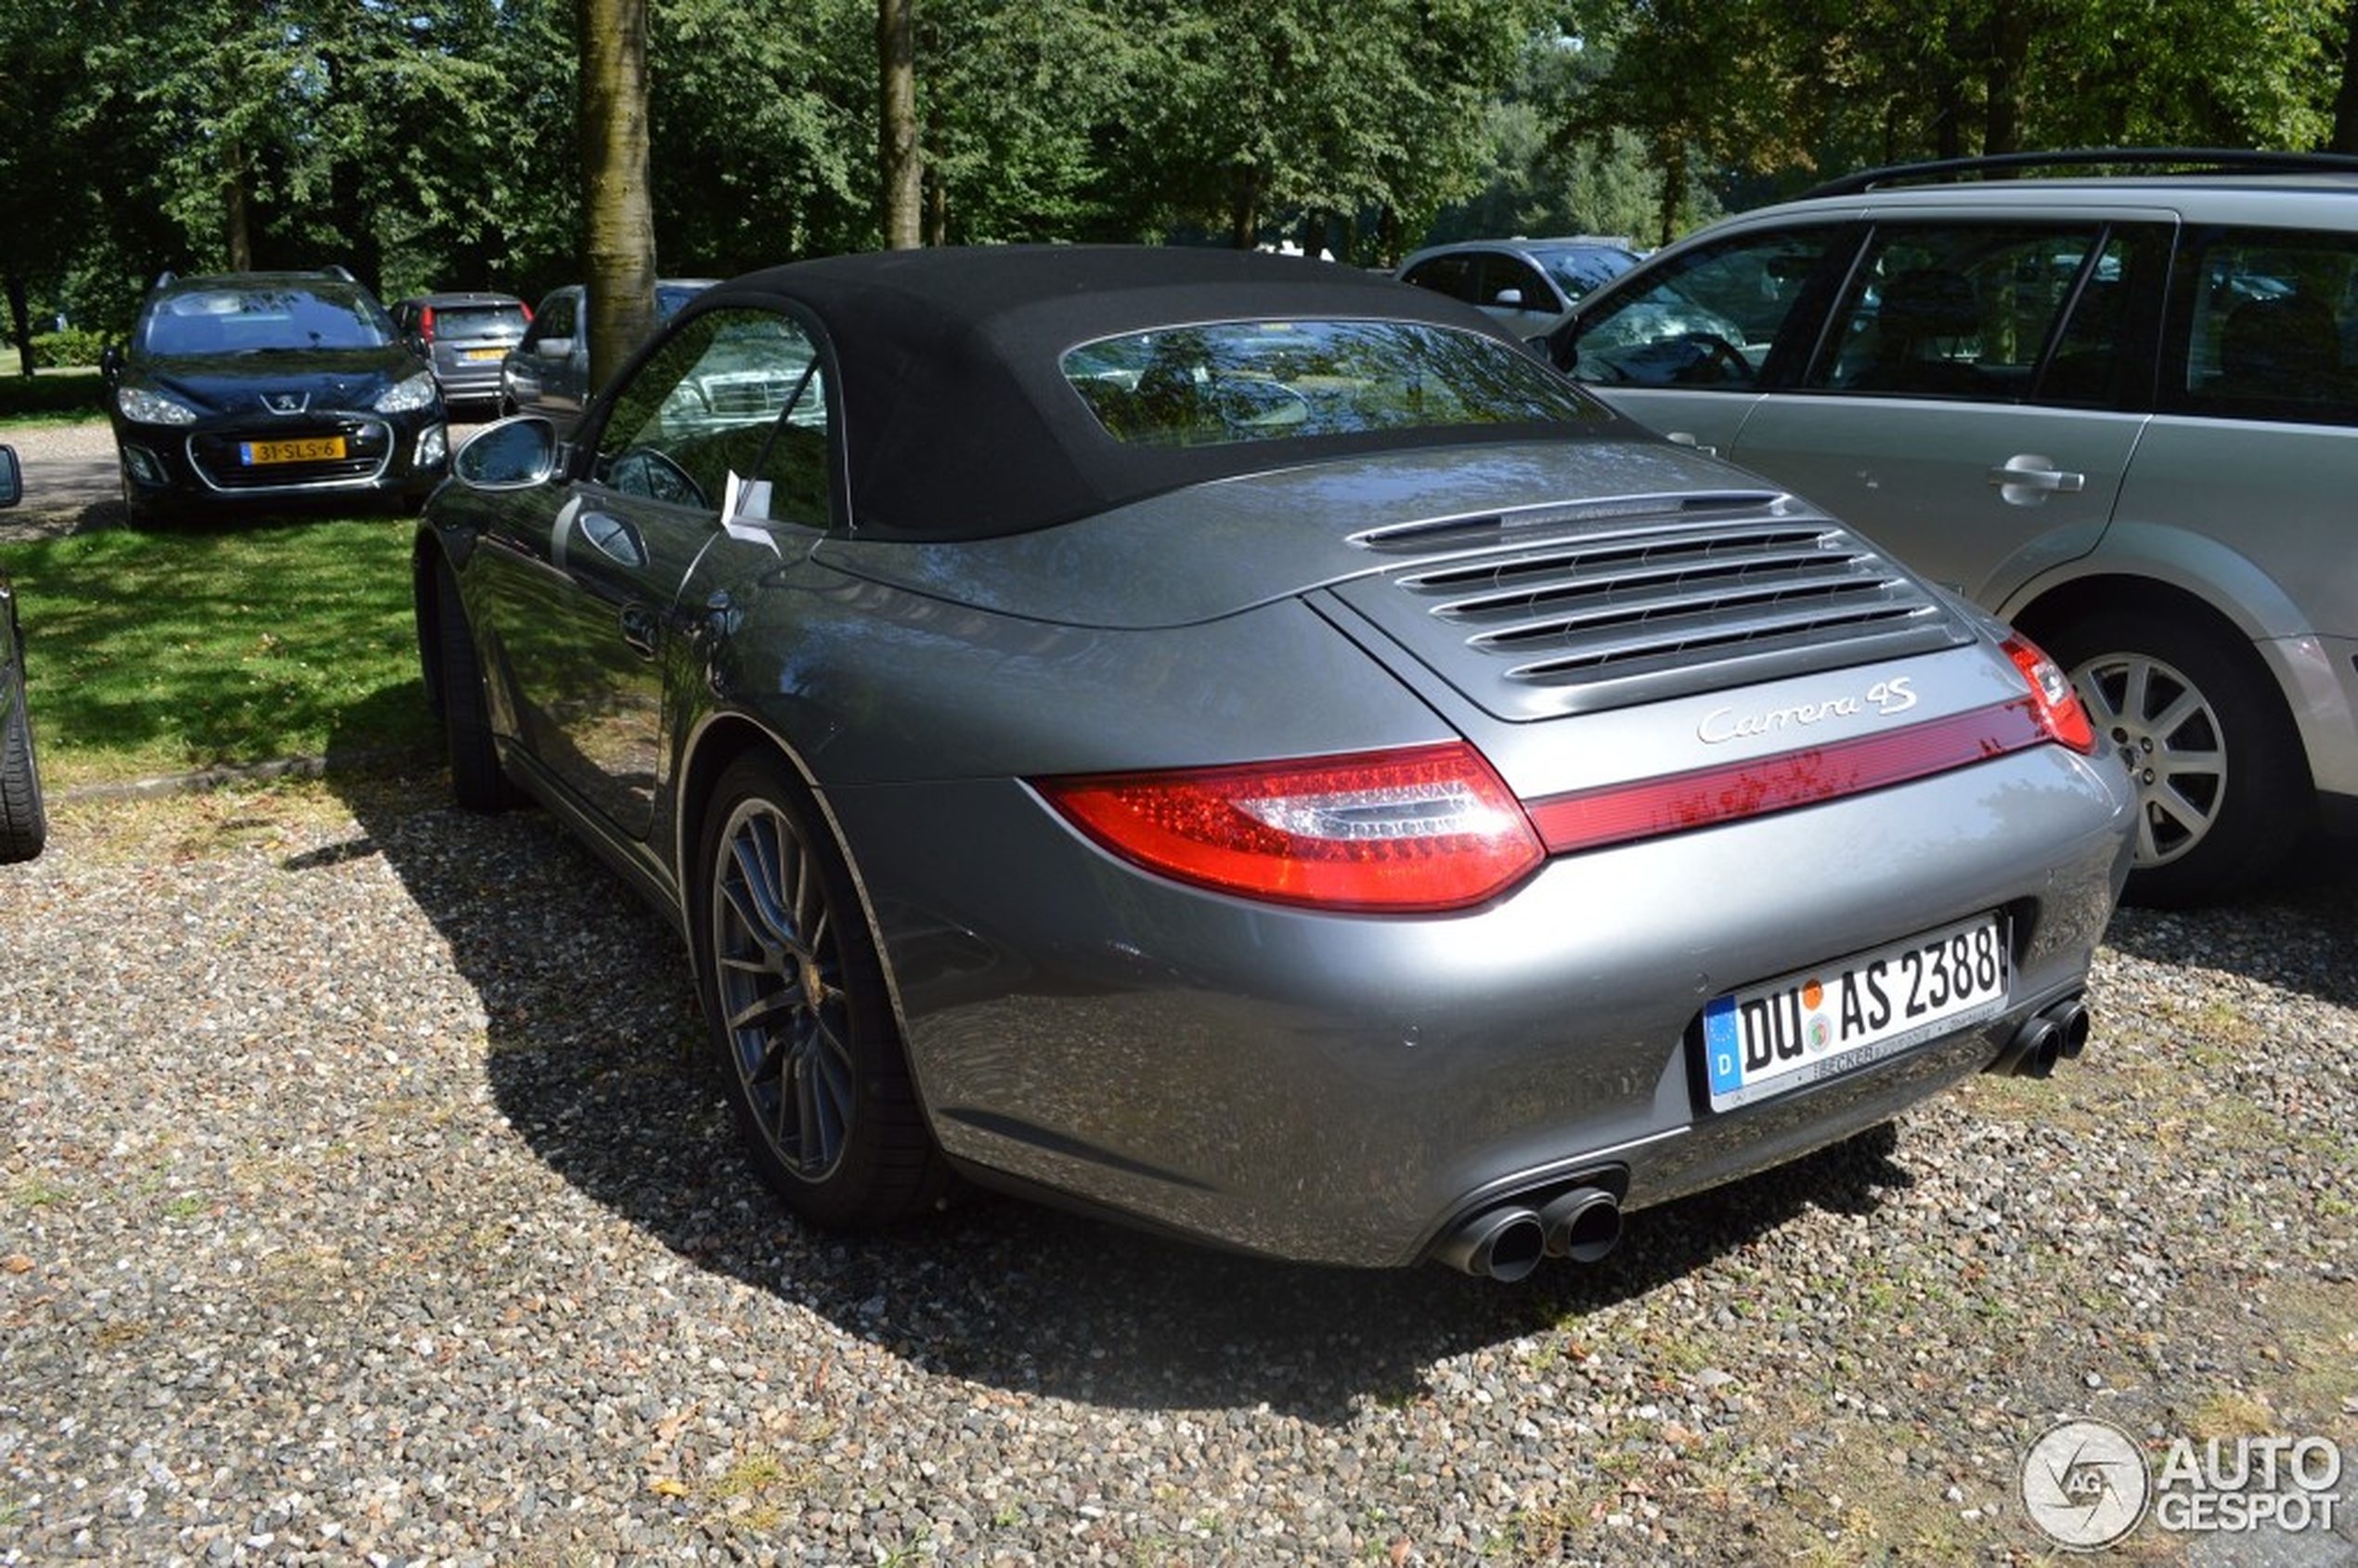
<box><xmin>152</xmin><ymin>269</ymin><xmax>176</xmax><ymax>291</ymax></box>
<box><xmin>320</xmin><ymin>265</ymin><xmax>356</xmax><ymax>282</ymax></box>
<box><xmin>1796</xmin><ymin>147</ymin><xmax>2358</xmax><ymax>201</ymax></box>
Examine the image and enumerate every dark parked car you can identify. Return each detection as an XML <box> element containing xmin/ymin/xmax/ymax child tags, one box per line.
<box><xmin>1541</xmin><ymin>149</ymin><xmax>2358</xmax><ymax>904</ymax></box>
<box><xmin>417</xmin><ymin>246</ymin><xmax>2132</xmax><ymax>1279</ymax></box>
<box><xmin>392</xmin><ymin>291</ymin><xmax>532</xmax><ymax>417</ymax></box>
<box><xmin>498</xmin><ymin>279</ymin><xmax>715</xmax><ymax>427</ymax></box>
<box><xmin>104</xmin><ymin>269</ymin><xmax>447</xmax><ymax>525</ymax></box>
<box><xmin>1396</xmin><ymin>237</ymin><xmax>1640</xmax><ymax>337</ymax></box>
<box><xmin>0</xmin><ymin>445</ymin><xmax>45</xmax><ymax>863</ymax></box>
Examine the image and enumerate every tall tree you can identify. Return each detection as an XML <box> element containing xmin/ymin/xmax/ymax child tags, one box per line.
<box><xmin>579</xmin><ymin>0</ymin><xmax>658</xmax><ymax>393</ymax></box>
<box><xmin>880</xmin><ymin>0</ymin><xmax>923</xmax><ymax>247</ymax></box>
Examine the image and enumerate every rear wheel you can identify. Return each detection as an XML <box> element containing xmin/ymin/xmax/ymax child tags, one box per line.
<box><xmin>694</xmin><ymin>753</ymin><xmax>944</xmax><ymax>1229</ymax></box>
<box><xmin>0</xmin><ymin>638</ymin><xmax>45</xmax><ymax>863</ymax></box>
<box><xmin>2041</xmin><ymin>608</ymin><xmax>2309</xmax><ymax>906</ymax></box>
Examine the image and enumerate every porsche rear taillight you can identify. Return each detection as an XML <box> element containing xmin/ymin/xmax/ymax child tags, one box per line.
<box><xmin>1039</xmin><ymin>742</ymin><xmax>1545</xmax><ymax>913</ymax></box>
<box><xmin>2002</xmin><ymin>633</ymin><xmax>2099</xmax><ymax>755</ymax></box>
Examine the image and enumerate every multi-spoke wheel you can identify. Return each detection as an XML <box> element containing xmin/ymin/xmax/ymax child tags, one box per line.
<box><xmin>2041</xmin><ymin>609</ymin><xmax>2309</xmax><ymax>906</ymax></box>
<box><xmin>695</xmin><ymin>754</ymin><xmax>942</xmax><ymax>1227</ymax></box>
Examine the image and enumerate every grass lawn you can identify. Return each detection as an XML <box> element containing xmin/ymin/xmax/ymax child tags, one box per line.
<box><xmin>13</xmin><ymin>512</ymin><xmax>439</xmax><ymax>788</ymax></box>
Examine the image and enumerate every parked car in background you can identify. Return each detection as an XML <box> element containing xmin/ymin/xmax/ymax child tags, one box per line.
<box><xmin>499</xmin><ymin>279</ymin><xmax>716</xmax><ymax>427</ymax></box>
<box><xmin>1540</xmin><ymin>149</ymin><xmax>2358</xmax><ymax>905</ymax></box>
<box><xmin>392</xmin><ymin>291</ymin><xmax>532</xmax><ymax>419</ymax></box>
<box><xmin>1396</xmin><ymin>236</ymin><xmax>1640</xmax><ymax>337</ymax></box>
<box><xmin>102</xmin><ymin>268</ymin><xmax>447</xmax><ymax>526</ymax></box>
<box><xmin>0</xmin><ymin>446</ymin><xmax>45</xmax><ymax>862</ymax></box>
<box><xmin>418</xmin><ymin>245</ymin><xmax>2131</xmax><ymax>1279</ymax></box>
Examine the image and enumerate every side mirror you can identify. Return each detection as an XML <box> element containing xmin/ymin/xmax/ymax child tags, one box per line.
<box><xmin>533</xmin><ymin>336</ymin><xmax>575</xmax><ymax>361</ymax></box>
<box><xmin>100</xmin><ymin>343</ymin><xmax>123</xmax><ymax>380</ymax></box>
<box><xmin>1493</xmin><ymin>288</ymin><xmax>1525</xmax><ymax>308</ymax></box>
<box><xmin>0</xmin><ymin>446</ymin><xmax>19</xmax><ymax>509</ymax></box>
<box><xmin>453</xmin><ymin>416</ymin><xmax>558</xmax><ymax>489</ymax></box>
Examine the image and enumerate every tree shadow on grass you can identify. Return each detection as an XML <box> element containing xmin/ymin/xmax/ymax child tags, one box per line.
<box><xmin>325</xmin><ymin>745</ymin><xmax>1918</xmax><ymax>1426</ymax></box>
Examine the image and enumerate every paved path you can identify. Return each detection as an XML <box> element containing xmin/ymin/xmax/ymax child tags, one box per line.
<box><xmin>1</xmin><ymin>419</ymin><xmax>119</xmax><ymax>539</ymax></box>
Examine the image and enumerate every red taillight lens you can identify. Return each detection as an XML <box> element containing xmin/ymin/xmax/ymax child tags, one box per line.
<box><xmin>1038</xmin><ymin>742</ymin><xmax>1545</xmax><ymax>913</ymax></box>
<box><xmin>418</xmin><ymin>305</ymin><xmax>435</xmax><ymax>343</ymax></box>
<box><xmin>2002</xmin><ymin>633</ymin><xmax>2099</xmax><ymax>754</ymax></box>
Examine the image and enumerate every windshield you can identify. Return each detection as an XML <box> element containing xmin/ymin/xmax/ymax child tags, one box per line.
<box><xmin>143</xmin><ymin>286</ymin><xmax>396</xmax><ymax>356</ymax></box>
<box><xmin>1062</xmin><ymin>318</ymin><xmax>1606</xmax><ymax>447</ymax></box>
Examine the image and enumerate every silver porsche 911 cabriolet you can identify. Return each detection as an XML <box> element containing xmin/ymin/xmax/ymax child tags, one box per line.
<box><xmin>415</xmin><ymin>245</ymin><xmax>2135</xmax><ymax>1280</ymax></box>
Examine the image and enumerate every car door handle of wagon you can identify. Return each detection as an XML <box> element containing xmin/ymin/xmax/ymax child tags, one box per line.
<box><xmin>1987</xmin><ymin>454</ymin><xmax>2084</xmax><ymax>504</ymax></box>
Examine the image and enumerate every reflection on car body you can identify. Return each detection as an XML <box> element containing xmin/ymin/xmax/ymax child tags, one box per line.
<box><xmin>417</xmin><ymin>246</ymin><xmax>2133</xmax><ymax>1279</ymax></box>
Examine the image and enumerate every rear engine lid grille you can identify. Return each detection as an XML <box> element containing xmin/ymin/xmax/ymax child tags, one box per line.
<box><xmin>1328</xmin><ymin>496</ymin><xmax>1968</xmax><ymax>721</ymax></box>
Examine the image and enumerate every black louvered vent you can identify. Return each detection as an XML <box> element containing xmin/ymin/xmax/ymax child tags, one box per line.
<box><xmin>1334</xmin><ymin>495</ymin><xmax>1966</xmax><ymax>718</ymax></box>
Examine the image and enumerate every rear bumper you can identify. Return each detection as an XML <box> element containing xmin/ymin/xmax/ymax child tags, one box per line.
<box><xmin>833</xmin><ymin>742</ymin><xmax>2136</xmax><ymax>1267</ymax></box>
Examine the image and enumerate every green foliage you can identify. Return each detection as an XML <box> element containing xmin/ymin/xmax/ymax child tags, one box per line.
<box><xmin>29</xmin><ymin>330</ymin><xmax>109</xmax><ymax>371</ymax></box>
<box><xmin>6</xmin><ymin>0</ymin><xmax>2357</xmax><ymax>339</ymax></box>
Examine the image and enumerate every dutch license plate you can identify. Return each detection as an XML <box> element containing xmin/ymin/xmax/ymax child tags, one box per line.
<box><xmin>462</xmin><ymin>348</ymin><xmax>504</xmax><ymax>361</ymax></box>
<box><xmin>1702</xmin><ymin>912</ymin><xmax>2010</xmax><ymax>1112</ymax></box>
<box><xmin>240</xmin><ymin>436</ymin><xmax>346</xmax><ymax>466</ymax></box>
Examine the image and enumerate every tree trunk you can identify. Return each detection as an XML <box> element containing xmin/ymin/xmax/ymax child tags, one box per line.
<box><xmin>224</xmin><ymin>145</ymin><xmax>253</xmax><ymax>272</ymax></box>
<box><xmin>879</xmin><ymin>0</ymin><xmax>921</xmax><ymax>250</ymax></box>
<box><xmin>6</xmin><ymin>274</ymin><xmax>32</xmax><ymax>381</ymax></box>
<box><xmin>578</xmin><ymin>0</ymin><xmax>657</xmax><ymax>396</ymax></box>
<box><xmin>1982</xmin><ymin>0</ymin><xmax>2030</xmax><ymax>157</ymax></box>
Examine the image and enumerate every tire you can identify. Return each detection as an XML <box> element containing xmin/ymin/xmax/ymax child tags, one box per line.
<box><xmin>2040</xmin><ymin>608</ymin><xmax>2310</xmax><ymax>906</ymax></box>
<box><xmin>0</xmin><ymin>642</ymin><xmax>45</xmax><ymax>864</ymax></box>
<box><xmin>431</xmin><ymin>557</ymin><xmax>516</xmax><ymax>812</ymax></box>
<box><xmin>694</xmin><ymin>753</ymin><xmax>945</xmax><ymax>1229</ymax></box>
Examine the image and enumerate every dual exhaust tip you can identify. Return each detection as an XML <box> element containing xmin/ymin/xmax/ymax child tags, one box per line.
<box><xmin>1434</xmin><ymin>1179</ymin><xmax>1623</xmax><ymax>1283</ymax></box>
<box><xmin>1440</xmin><ymin>995</ymin><xmax>2098</xmax><ymax>1280</ymax></box>
<box><xmin>1994</xmin><ymin>995</ymin><xmax>2093</xmax><ymax>1079</ymax></box>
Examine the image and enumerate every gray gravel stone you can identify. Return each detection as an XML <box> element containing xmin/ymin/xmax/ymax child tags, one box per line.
<box><xmin>3</xmin><ymin>769</ymin><xmax>2354</xmax><ymax>1565</ymax></box>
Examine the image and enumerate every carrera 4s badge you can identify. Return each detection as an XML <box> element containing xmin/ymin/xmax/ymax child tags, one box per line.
<box><xmin>1697</xmin><ymin>676</ymin><xmax>1917</xmax><ymax>745</ymax></box>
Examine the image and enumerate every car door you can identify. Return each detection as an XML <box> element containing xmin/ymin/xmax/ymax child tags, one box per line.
<box><xmin>1726</xmin><ymin>219</ymin><xmax>2168</xmax><ymax>604</ymax></box>
<box><xmin>474</xmin><ymin>305</ymin><xmax>834</xmax><ymax>842</ymax></box>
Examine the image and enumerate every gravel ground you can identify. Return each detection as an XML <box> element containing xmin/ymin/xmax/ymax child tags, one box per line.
<box><xmin>2</xmin><ymin>409</ymin><xmax>2354</xmax><ymax>1561</ymax></box>
<box><xmin>2</xmin><ymin>770</ymin><xmax>2352</xmax><ymax>1567</ymax></box>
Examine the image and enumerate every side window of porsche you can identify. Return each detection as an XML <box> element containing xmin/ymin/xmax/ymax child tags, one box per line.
<box><xmin>594</xmin><ymin>308</ymin><xmax>833</xmax><ymax>525</ymax></box>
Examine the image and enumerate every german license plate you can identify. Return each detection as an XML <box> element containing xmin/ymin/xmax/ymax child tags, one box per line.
<box><xmin>240</xmin><ymin>436</ymin><xmax>345</xmax><ymax>466</ymax></box>
<box><xmin>1702</xmin><ymin>912</ymin><xmax>2010</xmax><ymax>1112</ymax></box>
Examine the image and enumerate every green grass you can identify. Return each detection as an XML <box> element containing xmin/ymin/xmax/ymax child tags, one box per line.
<box><xmin>13</xmin><ymin>512</ymin><xmax>438</xmax><ymax>786</ymax></box>
<box><xmin>0</xmin><ymin>368</ymin><xmax>107</xmax><ymax>425</ymax></box>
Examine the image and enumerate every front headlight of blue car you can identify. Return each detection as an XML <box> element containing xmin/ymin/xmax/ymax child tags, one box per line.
<box><xmin>116</xmin><ymin>384</ymin><xmax>200</xmax><ymax>426</ymax></box>
<box><xmin>375</xmin><ymin>372</ymin><xmax>439</xmax><ymax>414</ymax></box>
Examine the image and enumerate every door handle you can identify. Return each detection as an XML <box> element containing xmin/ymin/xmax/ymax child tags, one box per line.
<box><xmin>1987</xmin><ymin>454</ymin><xmax>2085</xmax><ymax>504</ymax></box>
<box><xmin>617</xmin><ymin>602</ymin><xmax>659</xmax><ymax>657</ymax></box>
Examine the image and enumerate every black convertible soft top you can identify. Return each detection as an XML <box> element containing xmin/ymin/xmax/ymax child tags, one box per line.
<box><xmin>674</xmin><ymin>245</ymin><xmax>1614</xmax><ymax>538</ymax></box>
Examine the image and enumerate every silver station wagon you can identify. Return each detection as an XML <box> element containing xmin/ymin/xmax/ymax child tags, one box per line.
<box><xmin>1543</xmin><ymin>149</ymin><xmax>2358</xmax><ymax>905</ymax></box>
